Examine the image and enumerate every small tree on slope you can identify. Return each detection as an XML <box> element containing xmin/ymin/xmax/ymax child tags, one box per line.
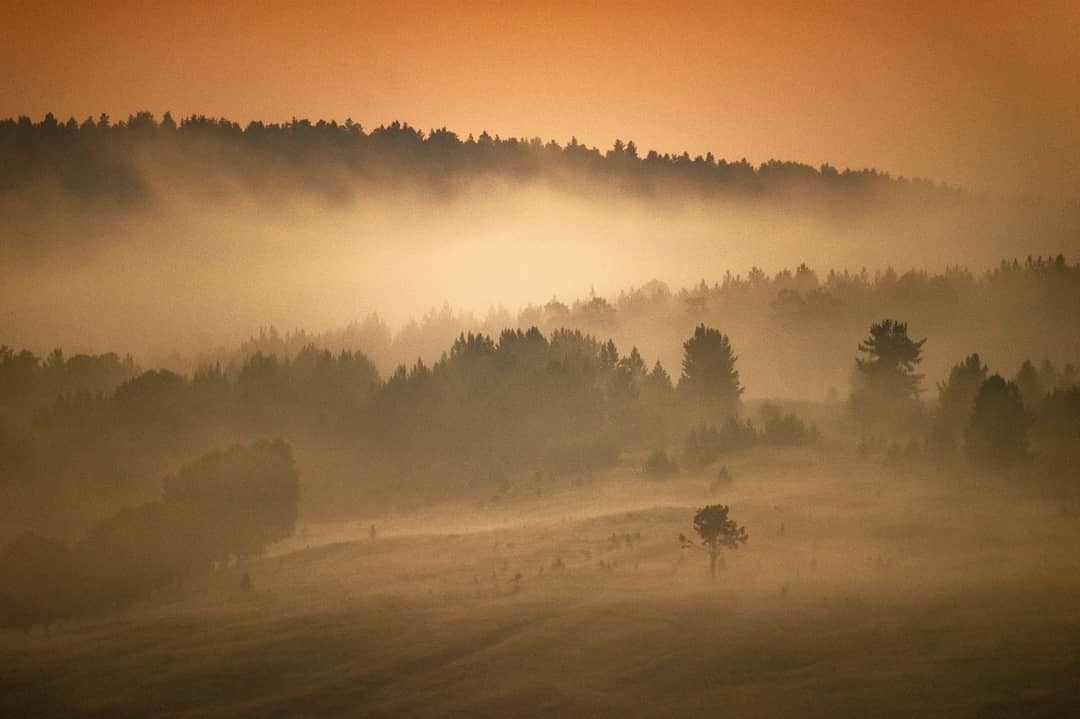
<box><xmin>680</xmin><ymin>504</ymin><xmax>749</xmax><ymax>578</ymax></box>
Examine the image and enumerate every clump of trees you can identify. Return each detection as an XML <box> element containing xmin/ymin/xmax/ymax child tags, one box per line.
<box><xmin>0</xmin><ymin>346</ymin><xmax>139</xmax><ymax>414</ymax></box>
<box><xmin>681</xmin><ymin>405</ymin><xmax>814</xmax><ymax>470</ymax></box>
<box><xmin>838</xmin><ymin>312</ymin><xmax>1080</xmax><ymax>473</ymax></box>
<box><xmin>1040</xmin><ymin>385</ymin><xmax>1080</xmax><ymax>441</ymax></box>
<box><xmin>930</xmin><ymin>353</ymin><xmax>989</xmax><ymax>455</ymax></box>
<box><xmin>2</xmin><ymin>326</ymin><xmax>695</xmax><ymax>527</ymax></box>
<box><xmin>924</xmin><ymin>352</ymin><xmax>1080</xmax><ymax>467</ymax></box>
<box><xmin>846</xmin><ymin>316</ymin><xmax>1079</xmax><ymax>470</ymax></box>
<box><xmin>4</xmin><ymin>305</ymin><xmax>1079</xmax><ymax>555</ymax></box>
<box><xmin>0</xmin><ymin>439</ymin><xmax>299</xmax><ymax>629</ymax></box>
<box><xmin>162</xmin><ymin>439</ymin><xmax>300</xmax><ymax>560</ymax></box>
<box><xmin>964</xmin><ymin>375</ymin><xmax>1031</xmax><ymax>464</ymax></box>
<box><xmin>758</xmin><ymin>403</ymin><xmax>817</xmax><ymax>447</ymax></box>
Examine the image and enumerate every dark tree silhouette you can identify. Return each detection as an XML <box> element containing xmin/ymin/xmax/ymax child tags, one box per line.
<box><xmin>851</xmin><ymin>319</ymin><xmax>926</xmax><ymax>422</ymax></box>
<box><xmin>1013</xmin><ymin>359</ymin><xmax>1044</xmax><ymax>410</ymax></box>
<box><xmin>1039</xmin><ymin>386</ymin><xmax>1080</xmax><ymax>440</ymax></box>
<box><xmin>0</xmin><ymin>111</ymin><xmax>956</xmax><ymax>211</ymax></box>
<box><xmin>1</xmin><ymin>440</ymin><xmax>302</xmax><ymax>622</ymax></box>
<box><xmin>681</xmin><ymin>504</ymin><xmax>748</xmax><ymax>577</ymax></box>
<box><xmin>4</xmin><ymin>258</ymin><xmax>1080</xmax><ymax>539</ymax></box>
<box><xmin>965</xmin><ymin>375</ymin><xmax>1031</xmax><ymax>464</ymax></box>
<box><xmin>162</xmin><ymin>439</ymin><xmax>300</xmax><ymax>560</ymax></box>
<box><xmin>679</xmin><ymin>324</ymin><xmax>742</xmax><ymax>416</ymax></box>
<box><xmin>937</xmin><ymin>354</ymin><xmax>988</xmax><ymax>428</ymax></box>
<box><xmin>931</xmin><ymin>353</ymin><xmax>989</xmax><ymax>453</ymax></box>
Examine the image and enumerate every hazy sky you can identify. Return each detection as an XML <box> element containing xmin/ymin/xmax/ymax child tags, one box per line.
<box><xmin>3</xmin><ymin>0</ymin><xmax>1079</xmax><ymax>198</ymax></box>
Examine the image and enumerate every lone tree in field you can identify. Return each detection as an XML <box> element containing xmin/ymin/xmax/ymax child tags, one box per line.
<box><xmin>850</xmin><ymin>319</ymin><xmax>926</xmax><ymax>422</ymax></box>
<box><xmin>680</xmin><ymin>504</ymin><xmax>748</xmax><ymax>578</ymax></box>
<box><xmin>679</xmin><ymin>324</ymin><xmax>742</xmax><ymax>417</ymax></box>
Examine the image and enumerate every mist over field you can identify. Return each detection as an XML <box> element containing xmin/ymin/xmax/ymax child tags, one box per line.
<box><xmin>3</xmin><ymin>111</ymin><xmax>1080</xmax><ymax>717</ymax></box>
<box><xmin>3</xmin><ymin>114</ymin><xmax>1078</xmax><ymax>360</ymax></box>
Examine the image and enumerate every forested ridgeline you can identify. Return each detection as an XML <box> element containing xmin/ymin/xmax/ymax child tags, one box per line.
<box><xmin>3</xmin><ymin>311</ymin><xmax>1079</xmax><ymax>548</ymax></box>
<box><xmin>1</xmin><ymin>111</ymin><xmax>954</xmax><ymax>206</ymax></box>
<box><xmin>2</xmin><ymin>307</ymin><xmax>1079</xmax><ymax>626</ymax></box>
<box><xmin>193</xmin><ymin>256</ymin><xmax>1080</xmax><ymax>399</ymax></box>
<box><xmin>1</xmin><ymin>328</ymin><xmax>674</xmax><ymax>533</ymax></box>
<box><xmin>5</xmin><ymin>257</ymin><xmax>1077</xmax><ymax>414</ymax></box>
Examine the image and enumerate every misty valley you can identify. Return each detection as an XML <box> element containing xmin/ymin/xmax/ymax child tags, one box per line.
<box><xmin>2</xmin><ymin>112</ymin><xmax>1080</xmax><ymax>717</ymax></box>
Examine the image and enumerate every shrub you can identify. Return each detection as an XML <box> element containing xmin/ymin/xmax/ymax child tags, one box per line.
<box><xmin>709</xmin><ymin>465</ymin><xmax>733</xmax><ymax>495</ymax></box>
<box><xmin>761</xmin><ymin>413</ymin><xmax>814</xmax><ymax>447</ymax></box>
<box><xmin>643</xmin><ymin>449</ymin><xmax>679</xmax><ymax>480</ymax></box>
<box><xmin>718</xmin><ymin>416</ymin><xmax>758</xmax><ymax>451</ymax></box>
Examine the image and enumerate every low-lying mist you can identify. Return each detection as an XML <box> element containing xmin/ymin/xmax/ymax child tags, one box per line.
<box><xmin>3</xmin><ymin>184</ymin><xmax>1076</xmax><ymax>359</ymax></box>
<box><xmin>4</xmin><ymin>116</ymin><xmax>1080</xmax><ymax>718</ymax></box>
<box><xmin>3</xmin><ymin>115</ymin><xmax>1078</xmax><ymax>367</ymax></box>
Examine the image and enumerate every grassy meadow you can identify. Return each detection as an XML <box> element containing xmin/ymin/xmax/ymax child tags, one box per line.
<box><xmin>3</xmin><ymin>446</ymin><xmax>1079</xmax><ymax>718</ymax></box>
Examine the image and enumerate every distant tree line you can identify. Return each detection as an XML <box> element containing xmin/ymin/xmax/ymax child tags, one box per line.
<box><xmin>3</xmin><ymin>274</ymin><xmax>1079</xmax><ymax>553</ymax></box>
<box><xmin>195</xmin><ymin>256</ymin><xmax>1080</xmax><ymax>403</ymax></box>
<box><xmin>0</xmin><ymin>346</ymin><xmax>139</xmax><ymax>412</ymax></box>
<box><xmin>0</xmin><ymin>111</ymin><xmax>954</xmax><ymax>205</ymax></box>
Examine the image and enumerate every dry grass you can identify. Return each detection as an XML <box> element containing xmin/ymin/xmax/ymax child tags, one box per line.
<box><xmin>3</xmin><ymin>449</ymin><xmax>1080</xmax><ymax>717</ymax></box>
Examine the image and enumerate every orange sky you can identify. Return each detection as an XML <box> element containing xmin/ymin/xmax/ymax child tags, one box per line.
<box><xmin>3</xmin><ymin>0</ymin><xmax>1078</xmax><ymax>197</ymax></box>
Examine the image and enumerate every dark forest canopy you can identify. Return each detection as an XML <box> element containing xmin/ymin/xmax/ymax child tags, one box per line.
<box><xmin>3</xmin><ymin>303</ymin><xmax>1079</xmax><ymax>545</ymax></box>
<box><xmin>0</xmin><ymin>111</ymin><xmax>959</xmax><ymax>206</ymax></box>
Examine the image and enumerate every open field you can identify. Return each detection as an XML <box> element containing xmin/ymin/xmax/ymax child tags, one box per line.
<box><xmin>4</xmin><ymin>450</ymin><xmax>1079</xmax><ymax>718</ymax></box>
<box><xmin>7</xmin><ymin>7</ymin><xmax>1080</xmax><ymax>715</ymax></box>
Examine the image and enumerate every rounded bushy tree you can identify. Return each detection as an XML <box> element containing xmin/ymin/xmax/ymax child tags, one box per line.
<box><xmin>163</xmin><ymin>439</ymin><xmax>300</xmax><ymax>560</ymax></box>
<box><xmin>681</xmin><ymin>504</ymin><xmax>748</xmax><ymax>577</ymax></box>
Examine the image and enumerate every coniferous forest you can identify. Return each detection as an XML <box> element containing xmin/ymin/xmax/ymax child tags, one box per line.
<box><xmin>4</xmin><ymin>6</ymin><xmax>1080</xmax><ymax>713</ymax></box>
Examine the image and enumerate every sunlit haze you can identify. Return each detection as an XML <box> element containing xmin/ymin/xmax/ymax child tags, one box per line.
<box><xmin>3</xmin><ymin>3</ymin><xmax>1080</xmax><ymax>717</ymax></box>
